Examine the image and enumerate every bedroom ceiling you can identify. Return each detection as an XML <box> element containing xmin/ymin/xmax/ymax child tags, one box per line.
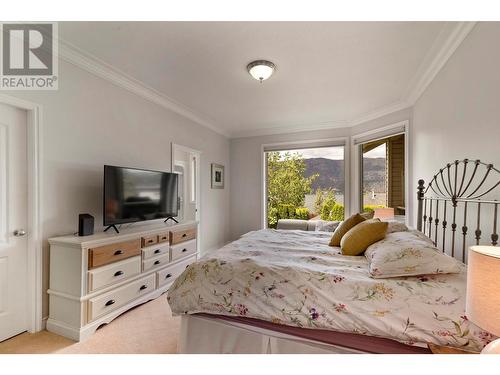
<box><xmin>59</xmin><ymin>22</ymin><xmax>464</xmax><ymax>138</ymax></box>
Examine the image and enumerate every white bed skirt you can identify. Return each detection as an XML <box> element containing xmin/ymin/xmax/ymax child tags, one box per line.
<box><xmin>178</xmin><ymin>315</ymin><xmax>364</xmax><ymax>354</ymax></box>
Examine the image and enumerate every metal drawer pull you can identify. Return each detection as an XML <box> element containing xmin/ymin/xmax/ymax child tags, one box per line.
<box><xmin>154</xmin><ymin>249</ymin><xmax>161</xmax><ymax>254</ymax></box>
<box><xmin>140</xmin><ymin>285</ymin><xmax>148</xmax><ymax>291</ymax></box>
<box><xmin>105</xmin><ymin>300</ymin><xmax>115</xmax><ymax>307</ymax></box>
<box><xmin>182</xmin><ymin>248</ymin><xmax>187</xmax><ymax>252</ymax></box>
<box><xmin>165</xmin><ymin>273</ymin><xmax>172</xmax><ymax>279</ymax></box>
<box><xmin>182</xmin><ymin>233</ymin><xmax>187</xmax><ymax>238</ymax></box>
<box><xmin>114</xmin><ymin>250</ymin><xmax>124</xmax><ymax>255</ymax></box>
<box><xmin>114</xmin><ymin>271</ymin><xmax>124</xmax><ymax>277</ymax></box>
<box><xmin>154</xmin><ymin>260</ymin><xmax>161</xmax><ymax>265</ymax></box>
<box><xmin>148</xmin><ymin>239</ymin><xmax>153</xmax><ymax>243</ymax></box>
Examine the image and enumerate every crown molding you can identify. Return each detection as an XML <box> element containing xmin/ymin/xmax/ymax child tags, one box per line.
<box><xmin>232</xmin><ymin>99</ymin><xmax>411</xmax><ymax>139</ymax></box>
<box><xmin>350</xmin><ymin>99</ymin><xmax>412</xmax><ymax>127</ymax></box>
<box><xmin>58</xmin><ymin>40</ymin><xmax>230</xmax><ymax>138</ymax></box>
<box><xmin>57</xmin><ymin>22</ymin><xmax>476</xmax><ymax>139</ymax></box>
<box><xmin>235</xmin><ymin>22</ymin><xmax>475</xmax><ymax>138</ymax></box>
<box><xmin>230</xmin><ymin>119</ymin><xmax>350</xmax><ymax>139</ymax></box>
<box><xmin>404</xmin><ymin>21</ymin><xmax>477</xmax><ymax>105</ymax></box>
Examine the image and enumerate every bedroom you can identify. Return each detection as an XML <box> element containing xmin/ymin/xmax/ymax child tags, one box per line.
<box><xmin>1</xmin><ymin>0</ymin><xmax>499</xmax><ymax>372</ymax></box>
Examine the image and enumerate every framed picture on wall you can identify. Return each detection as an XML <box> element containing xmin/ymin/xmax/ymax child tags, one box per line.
<box><xmin>211</xmin><ymin>163</ymin><xmax>224</xmax><ymax>189</ymax></box>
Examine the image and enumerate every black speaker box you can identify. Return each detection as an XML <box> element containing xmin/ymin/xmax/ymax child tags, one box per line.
<box><xmin>78</xmin><ymin>214</ymin><xmax>94</xmax><ymax>236</ymax></box>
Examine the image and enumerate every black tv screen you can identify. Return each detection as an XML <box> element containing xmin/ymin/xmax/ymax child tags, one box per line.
<box><xmin>104</xmin><ymin>165</ymin><xmax>178</xmax><ymax>226</ymax></box>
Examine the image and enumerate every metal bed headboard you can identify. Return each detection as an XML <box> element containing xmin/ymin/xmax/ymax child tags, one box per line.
<box><xmin>417</xmin><ymin>159</ymin><xmax>499</xmax><ymax>263</ymax></box>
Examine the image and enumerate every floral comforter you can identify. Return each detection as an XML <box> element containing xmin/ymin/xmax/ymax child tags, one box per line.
<box><xmin>167</xmin><ymin>229</ymin><xmax>494</xmax><ymax>351</ymax></box>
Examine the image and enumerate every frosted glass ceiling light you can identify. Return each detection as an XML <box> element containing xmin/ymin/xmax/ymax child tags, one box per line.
<box><xmin>247</xmin><ymin>60</ymin><xmax>276</xmax><ymax>83</ymax></box>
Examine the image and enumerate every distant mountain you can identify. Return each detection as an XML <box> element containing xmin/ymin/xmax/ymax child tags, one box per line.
<box><xmin>304</xmin><ymin>157</ymin><xmax>386</xmax><ymax>193</ymax></box>
<box><xmin>362</xmin><ymin>157</ymin><xmax>386</xmax><ymax>192</ymax></box>
<box><xmin>304</xmin><ymin>158</ymin><xmax>344</xmax><ymax>192</ymax></box>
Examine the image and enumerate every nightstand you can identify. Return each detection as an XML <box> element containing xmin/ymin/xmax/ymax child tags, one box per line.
<box><xmin>428</xmin><ymin>343</ymin><xmax>479</xmax><ymax>354</ymax></box>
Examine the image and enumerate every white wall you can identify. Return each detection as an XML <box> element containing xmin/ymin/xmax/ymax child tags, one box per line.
<box><xmin>411</xmin><ymin>22</ymin><xmax>500</xmax><ymax>228</ymax></box>
<box><xmin>6</xmin><ymin>60</ymin><xmax>231</xmax><ymax>319</ymax></box>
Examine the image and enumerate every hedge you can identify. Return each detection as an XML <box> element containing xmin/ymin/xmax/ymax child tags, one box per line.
<box><xmin>267</xmin><ymin>204</ymin><xmax>310</xmax><ymax>228</ymax></box>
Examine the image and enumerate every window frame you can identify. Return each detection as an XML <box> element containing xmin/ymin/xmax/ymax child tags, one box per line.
<box><xmin>261</xmin><ymin>137</ymin><xmax>350</xmax><ymax>229</ymax></box>
<box><xmin>351</xmin><ymin>120</ymin><xmax>410</xmax><ymax>225</ymax></box>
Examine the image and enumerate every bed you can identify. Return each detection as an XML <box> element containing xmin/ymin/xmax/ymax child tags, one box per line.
<box><xmin>167</xmin><ymin>159</ymin><xmax>500</xmax><ymax>353</ymax></box>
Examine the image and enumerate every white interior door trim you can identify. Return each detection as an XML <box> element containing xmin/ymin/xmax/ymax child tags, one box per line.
<box><xmin>171</xmin><ymin>143</ymin><xmax>202</xmax><ymax>255</ymax></box>
<box><xmin>0</xmin><ymin>93</ymin><xmax>43</xmax><ymax>333</ymax></box>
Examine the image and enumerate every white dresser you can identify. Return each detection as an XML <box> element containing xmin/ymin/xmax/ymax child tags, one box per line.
<box><xmin>47</xmin><ymin>221</ymin><xmax>198</xmax><ymax>341</ymax></box>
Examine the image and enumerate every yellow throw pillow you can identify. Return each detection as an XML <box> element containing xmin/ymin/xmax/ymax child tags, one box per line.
<box><xmin>340</xmin><ymin>219</ymin><xmax>388</xmax><ymax>256</ymax></box>
<box><xmin>329</xmin><ymin>213</ymin><xmax>366</xmax><ymax>247</ymax></box>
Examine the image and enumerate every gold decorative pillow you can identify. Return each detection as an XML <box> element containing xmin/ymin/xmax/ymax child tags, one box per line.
<box><xmin>340</xmin><ymin>219</ymin><xmax>388</xmax><ymax>256</ymax></box>
<box><xmin>329</xmin><ymin>213</ymin><xmax>365</xmax><ymax>247</ymax></box>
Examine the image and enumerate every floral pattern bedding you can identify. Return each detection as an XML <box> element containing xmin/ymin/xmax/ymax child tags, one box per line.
<box><xmin>167</xmin><ymin>229</ymin><xmax>495</xmax><ymax>351</ymax></box>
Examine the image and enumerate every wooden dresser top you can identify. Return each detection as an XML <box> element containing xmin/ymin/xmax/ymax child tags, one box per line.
<box><xmin>49</xmin><ymin>220</ymin><xmax>198</xmax><ymax>249</ymax></box>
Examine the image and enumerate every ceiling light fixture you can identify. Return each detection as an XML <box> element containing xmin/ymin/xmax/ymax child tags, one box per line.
<box><xmin>247</xmin><ymin>60</ymin><xmax>276</xmax><ymax>83</ymax></box>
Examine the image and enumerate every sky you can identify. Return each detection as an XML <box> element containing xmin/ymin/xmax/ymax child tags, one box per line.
<box><xmin>277</xmin><ymin>144</ymin><xmax>386</xmax><ymax>160</ymax></box>
<box><xmin>363</xmin><ymin>143</ymin><xmax>386</xmax><ymax>159</ymax></box>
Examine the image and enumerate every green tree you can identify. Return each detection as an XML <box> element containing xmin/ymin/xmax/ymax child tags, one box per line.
<box><xmin>330</xmin><ymin>204</ymin><xmax>345</xmax><ymax>221</ymax></box>
<box><xmin>267</xmin><ymin>152</ymin><xmax>318</xmax><ymax>227</ymax></box>
<box><xmin>295</xmin><ymin>207</ymin><xmax>310</xmax><ymax>220</ymax></box>
<box><xmin>319</xmin><ymin>189</ymin><xmax>344</xmax><ymax>221</ymax></box>
<box><xmin>320</xmin><ymin>189</ymin><xmax>336</xmax><ymax>220</ymax></box>
<box><xmin>314</xmin><ymin>188</ymin><xmax>324</xmax><ymax>215</ymax></box>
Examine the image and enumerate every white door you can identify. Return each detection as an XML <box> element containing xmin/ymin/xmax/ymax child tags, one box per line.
<box><xmin>0</xmin><ymin>102</ymin><xmax>28</xmax><ymax>342</ymax></box>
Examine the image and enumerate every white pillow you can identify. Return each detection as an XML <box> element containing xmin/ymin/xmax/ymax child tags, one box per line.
<box><xmin>314</xmin><ymin>220</ymin><xmax>339</xmax><ymax>232</ymax></box>
<box><xmin>383</xmin><ymin>220</ymin><xmax>408</xmax><ymax>234</ymax></box>
<box><xmin>365</xmin><ymin>231</ymin><xmax>462</xmax><ymax>278</ymax></box>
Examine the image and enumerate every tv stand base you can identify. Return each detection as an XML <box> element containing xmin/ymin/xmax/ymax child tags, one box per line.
<box><xmin>164</xmin><ymin>217</ymin><xmax>179</xmax><ymax>224</ymax></box>
<box><xmin>104</xmin><ymin>224</ymin><xmax>119</xmax><ymax>234</ymax></box>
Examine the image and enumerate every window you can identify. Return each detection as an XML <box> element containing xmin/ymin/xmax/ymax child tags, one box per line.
<box><xmin>360</xmin><ymin>133</ymin><xmax>406</xmax><ymax>222</ymax></box>
<box><xmin>264</xmin><ymin>145</ymin><xmax>345</xmax><ymax>228</ymax></box>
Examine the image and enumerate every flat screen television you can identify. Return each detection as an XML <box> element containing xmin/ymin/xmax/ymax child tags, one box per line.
<box><xmin>103</xmin><ymin>165</ymin><xmax>178</xmax><ymax>232</ymax></box>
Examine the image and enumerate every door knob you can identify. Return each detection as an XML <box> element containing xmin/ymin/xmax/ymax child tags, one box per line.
<box><xmin>13</xmin><ymin>229</ymin><xmax>26</xmax><ymax>237</ymax></box>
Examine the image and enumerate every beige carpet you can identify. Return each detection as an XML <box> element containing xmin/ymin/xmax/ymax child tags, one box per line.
<box><xmin>0</xmin><ymin>294</ymin><xmax>180</xmax><ymax>354</ymax></box>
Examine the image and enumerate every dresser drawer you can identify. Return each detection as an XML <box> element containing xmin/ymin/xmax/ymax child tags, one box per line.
<box><xmin>170</xmin><ymin>227</ymin><xmax>196</xmax><ymax>245</ymax></box>
<box><xmin>88</xmin><ymin>239</ymin><xmax>141</xmax><ymax>269</ymax></box>
<box><xmin>170</xmin><ymin>239</ymin><xmax>197</xmax><ymax>262</ymax></box>
<box><xmin>157</xmin><ymin>256</ymin><xmax>196</xmax><ymax>288</ymax></box>
<box><xmin>141</xmin><ymin>234</ymin><xmax>158</xmax><ymax>247</ymax></box>
<box><xmin>87</xmin><ymin>274</ymin><xmax>155</xmax><ymax>322</ymax></box>
<box><xmin>142</xmin><ymin>243</ymin><xmax>169</xmax><ymax>260</ymax></box>
<box><xmin>88</xmin><ymin>256</ymin><xmax>141</xmax><ymax>292</ymax></box>
<box><xmin>142</xmin><ymin>253</ymin><xmax>170</xmax><ymax>272</ymax></box>
<box><xmin>157</xmin><ymin>232</ymin><xmax>169</xmax><ymax>244</ymax></box>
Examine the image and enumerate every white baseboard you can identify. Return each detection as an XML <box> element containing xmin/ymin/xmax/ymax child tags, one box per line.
<box><xmin>41</xmin><ymin>316</ymin><xmax>48</xmax><ymax>330</ymax></box>
<box><xmin>46</xmin><ymin>319</ymin><xmax>81</xmax><ymax>341</ymax></box>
